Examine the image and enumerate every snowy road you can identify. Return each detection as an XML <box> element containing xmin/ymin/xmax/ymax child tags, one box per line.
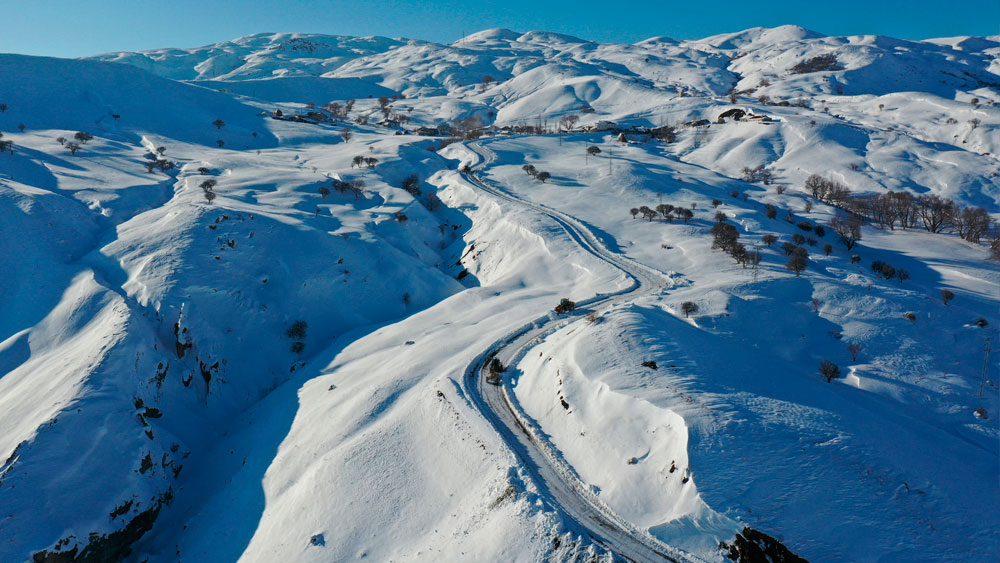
<box><xmin>459</xmin><ymin>141</ymin><xmax>694</xmax><ymax>562</ymax></box>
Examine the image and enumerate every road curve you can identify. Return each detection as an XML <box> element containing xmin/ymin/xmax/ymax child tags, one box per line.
<box><xmin>458</xmin><ymin>141</ymin><xmax>699</xmax><ymax>562</ymax></box>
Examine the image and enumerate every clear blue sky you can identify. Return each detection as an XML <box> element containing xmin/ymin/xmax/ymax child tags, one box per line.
<box><xmin>3</xmin><ymin>0</ymin><xmax>997</xmax><ymax>57</ymax></box>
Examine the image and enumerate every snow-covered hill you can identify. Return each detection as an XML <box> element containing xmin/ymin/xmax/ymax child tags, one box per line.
<box><xmin>2</xmin><ymin>25</ymin><xmax>999</xmax><ymax>562</ymax></box>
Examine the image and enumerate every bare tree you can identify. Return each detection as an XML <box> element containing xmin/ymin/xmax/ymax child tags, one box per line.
<box><xmin>786</xmin><ymin>255</ymin><xmax>807</xmax><ymax>276</ymax></box>
<box><xmin>558</xmin><ymin>114</ymin><xmax>579</xmax><ymax>133</ymax></box>
<box><xmin>212</xmin><ymin>119</ymin><xmax>226</xmax><ymax>130</ymax></box>
<box><xmin>586</xmin><ymin>145</ymin><xmax>601</xmax><ymax>163</ymax></box>
<box><xmin>951</xmin><ymin>206</ymin><xmax>991</xmax><ymax>243</ymax></box>
<box><xmin>940</xmin><ymin>289</ymin><xmax>954</xmax><ymax>305</ymax></box>
<box><xmin>340</xmin><ymin>128</ymin><xmax>352</xmax><ymax>142</ymax></box>
<box><xmin>66</xmin><ymin>142</ymin><xmax>81</xmax><ymax>155</ymax></box>
<box><xmin>681</xmin><ymin>302</ymin><xmax>699</xmax><ymax>318</ymax></box>
<box><xmin>401</xmin><ymin>173</ymin><xmax>421</xmax><ymax>196</ymax></box>
<box><xmin>847</xmin><ymin>344</ymin><xmax>862</xmax><ymax>361</ymax></box>
<box><xmin>916</xmin><ymin>195</ymin><xmax>955</xmax><ymax>233</ymax></box>
<box><xmin>830</xmin><ymin>213</ymin><xmax>862</xmax><ymax>250</ymax></box>
<box><xmin>819</xmin><ymin>359</ymin><xmax>841</xmax><ymax>382</ymax></box>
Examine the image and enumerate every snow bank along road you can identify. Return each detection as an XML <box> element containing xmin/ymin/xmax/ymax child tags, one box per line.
<box><xmin>458</xmin><ymin>141</ymin><xmax>694</xmax><ymax>562</ymax></box>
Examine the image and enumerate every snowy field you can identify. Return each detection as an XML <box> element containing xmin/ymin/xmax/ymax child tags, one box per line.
<box><xmin>1</xmin><ymin>26</ymin><xmax>998</xmax><ymax>562</ymax></box>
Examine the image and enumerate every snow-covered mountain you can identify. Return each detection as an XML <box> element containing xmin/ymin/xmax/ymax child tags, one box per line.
<box><xmin>2</xmin><ymin>25</ymin><xmax>999</xmax><ymax>563</ymax></box>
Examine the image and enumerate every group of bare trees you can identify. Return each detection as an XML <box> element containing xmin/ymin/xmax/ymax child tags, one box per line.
<box><xmin>630</xmin><ymin>203</ymin><xmax>694</xmax><ymax>222</ymax></box>
<box><xmin>199</xmin><ymin>178</ymin><xmax>217</xmax><ymax>204</ymax></box>
<box><xmin>331</xmin><ymin>178</ymin><xmax>365</xmax><ymax>200</ymax></box>
<box><xmin>715</xmin><ymin>209</ymin><xmax>816</xmax><ymax>274</ymax></box>
<box><xmin>711</xmin><ymin>216</ymin><xmax>764</xmax><ymax>270</ymax></box>
<box><xmin>791</xmin><ymin>54</ymin><xmax>843</xmax><ymax>74</ymax></box>
<box><xmin>870</xmin><ymin>260</ymin><xmax>910</xmax><ymax>283</ymax></box>
<box><xmin>55</xmin><ymin>130</ymin><xmax>94</xmax><ymax>156</ymax></box>
<box><xmin>142</xmin><ymin>144</ymin><xmax>175</xmax><ymax>173</ymax></box>
<box><xmin>509</xmin><ymin>123</ymin><xmax>547</xmax><ymax>135</ymax></box>
<box><xmin>804</xmin><ymin>174</ymin><xmax>997</xmax><ymax>248</ymax></box>
<box><xmin>322</xmin><ymin>99</ymin><xmax>355</xmax><ymax>119</ymax></box>
<box><xmin>741</xmin><ymin>165</ymin><xmax>773</xmax><ymax>185</ymax></box>
<box><xmin>351</xmin><ymin>155</ymin><xmax>378</xmax><ymax>168</ymax></box>
<box><xmin>521</xmin><ymin>164</ymin><xmax>551</xmax><ymax>183</ymax></box>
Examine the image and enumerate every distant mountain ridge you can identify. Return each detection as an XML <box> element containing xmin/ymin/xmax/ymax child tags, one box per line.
<box><xmin>89</xmin><ymin>26</ymin><xmax>1000</xmax><ymax>111</ymax></box>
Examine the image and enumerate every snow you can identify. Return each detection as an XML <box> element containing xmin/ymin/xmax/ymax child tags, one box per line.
<box><xmin>2</xmin><ymin>24</ymin><xmax>999</xmax><ymax>563</ymax></box>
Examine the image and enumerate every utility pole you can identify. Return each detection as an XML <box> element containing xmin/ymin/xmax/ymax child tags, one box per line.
<box><xmin>608</xmin><ymin>147</ymin><xmax>613</xmax><ymax>174</ymax></box>
<box><xmin>980</xmin><ymin>337</ymin><xmax>992</xmax><ymax>398</ymax></box>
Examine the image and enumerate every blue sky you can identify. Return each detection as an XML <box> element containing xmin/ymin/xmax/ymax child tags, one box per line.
<box><xmin>3</xmin><ymin>0</ymin><xmax>997</xmax><ymax>57</ymax></box>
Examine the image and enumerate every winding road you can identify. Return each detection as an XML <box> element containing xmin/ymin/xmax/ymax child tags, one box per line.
<box><xmin>458</xmin><ymin>141</ymin><xmax>697</xmax><ymax>562</ymax></box>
